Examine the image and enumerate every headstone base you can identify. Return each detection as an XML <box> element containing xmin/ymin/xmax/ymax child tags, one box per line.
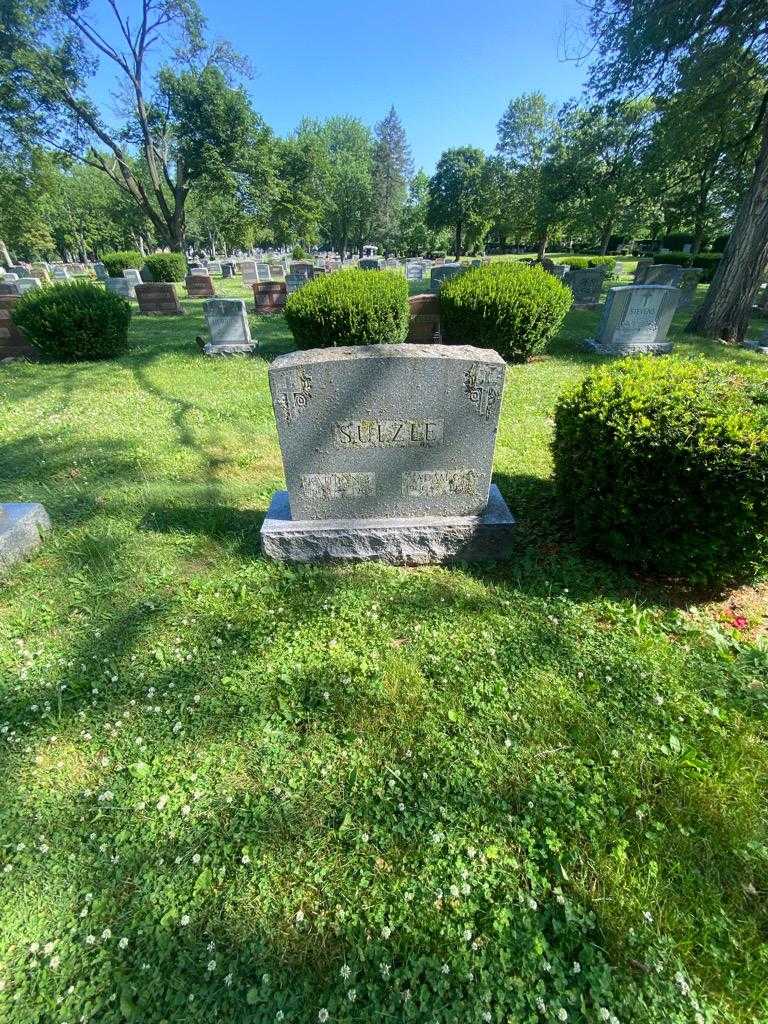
<box><xmin>742</xmin><ymin>340</ymin><xmax>768</xmax><ymax>355</ymax></box>
<box><xmin>261</xmin><ymin>484</ymin><xmax>515</xmax><ymax>565</ymax></box>
<box><xmin>0</xmin><ymin>503</ymin><xmax>51</xmax><ymax>574</ymax></box>
<box><xmin>584</xmin><ymin>338</ymin><xmax>673</xmax><ymax>356</ymax></box>
<box><xmin>202</xmin><ymin>342</ymin><xmax>256</xmax><ymax>357</ymax></box>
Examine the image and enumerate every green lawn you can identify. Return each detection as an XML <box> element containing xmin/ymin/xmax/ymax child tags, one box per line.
<box><xmin>1</xmin><ymin>276</ymin><xmax>767</xmax><ymax>1024</ymax></box>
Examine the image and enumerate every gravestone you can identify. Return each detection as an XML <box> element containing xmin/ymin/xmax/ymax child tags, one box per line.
<box><xmin>221</xmin><ymin>262</ymin><xmax>236</xmax><ymax>279</ymax></box>
<box><xmin>256</xmin><ymin>262</ymin><xmax>272</xmax><ymax>281</ymax></box>
<box><xmin>8</xmin><ymin>265</ymin><xmax>27</xmax><ymax>276</ymax></box>
<box><xmin>268</xmin><ymin>262</ymin><xmax>286</xmax><ymax>280</ymax></box>
<box><xmin>633</xmin><ymin>259</ymin><xmax>654</xmax><ymax>284</ymax></box>
<box><xmin>135</xmin><ymin>282</ymin><xmax>183</xmax><ymax>315</ymax></box>
<box><xmin>261</xmin><ymin>344</ymin><xmax>515</xmax><ymax>564</ymax></box>
<box><xmin>185</xmin><ymin>273</ymin><xmax>216</xmax><ymax>298</ymax></box>
<box><xmin>253</xmin><ymin>281</ymin><xmax>287</xmax><ymax>314</ymax></box>
<box><xmin>547</xmin><ymin>263</ymin><xmax>569</xmax><ymax>280</ymax></box>
<box><xmin>567</xmin><ymin>266</ymin><xmax>608</xmax><ymax>306</ymax></box>
<box><xmin>201</xmin><ymin>298</ymin><xmax>255</xmax><ymax>356</ymax></box>
<box><xmin>678</xmin><ymin>268</ymin><xmax>703</xmax><ymax>309</ymax></box>
<box><xmin>0</xmin><ymin>282</ymin><xmax>19</xmax><ymax>296</ymax></box>
<box><xmin>642</xmin><ymin>264</ymin><xmax>685</xmax><ymax>287</ymax></box>
<box><xmin>3</xmin><ymin>273</ymin><xmax>18</xmax><ymax>283</ymax></box>
<box><xmin>407</xmin><ymin>294</ymin><xmax>441</xmax><ymax>343</ymax></box>
<box><xmin>0</xmin><ymin>503</ymin><xmax>51</xmax><ymax>575</ymax></box>
<box><xmin>123</xmin><ymin>269</ymin><xmax>143</xmax><ymax>290</ymax></box>
<box><xmin>51</xmin><ymin>266</ymin><xmax>70</xmax><ymax>281</ymax></box>
<box><xmin>17</xmin><ymin>277</ymin><xmax>42</xmax><ymax>295</ymax></box>
<box><xmin>94</xmin><ymin>262</ymin><xmax>108</xmax><ymax>281</ymax></box>
<box><xmin>289</xmin><ymin>262</ymin><xmax>314</xmax><ymax>279</ymax></box>
<box><xmin>430</xmin><ymin>264</ymin><xmax>463</xmax><ymax>294</ymax></box>
<box><xmin>29</xmin><ymin>267</ymin><xmax>51</xmax><ymax>283</ymax></box>
<box><xmin>0</xmin><ymin>294</ymin><xmax>38</xmax><ymax>359</ymax></box>
<box><xmin>406</xmin><ymin>262</ymin><xmax>424</xmax><ymax>282</ymax></box>
<box><xmin>106</xmin><ymin>277</ymin><xmax>134</xmax><ymax>300</ymax></box>
<box><xmin>285</xmin><ymin>273</ymin><xmax>307</xmax><ymax>295</ymax></box>
<box><xmin>208</xmin><ymin>260</ymin><xmax>223</xmax><ymax>276</ymax></box>
<box><xmin>359</xmin><ymin>258</ymin><xmax>383</xmax><ymax>271</ymax></box>
<box><xmin>241</xmin><ymin>260</ymin><xmax>259</xmax><ymax>286</ymax></box>
<box><xmin>586</xmin><ymin>285</ymin><xmax>681</xmax><ymax>355</ymax></box>
<box><xmin>190</xmin><ymin>266</ymin><xmax>211</xmax><ymax>277</ymax></box>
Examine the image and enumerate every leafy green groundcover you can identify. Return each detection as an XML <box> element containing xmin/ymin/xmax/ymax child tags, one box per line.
<box><xmin>0</xmin><ymin>281</ymin><xmax>767</xmax><ymax>1023</ymax></box>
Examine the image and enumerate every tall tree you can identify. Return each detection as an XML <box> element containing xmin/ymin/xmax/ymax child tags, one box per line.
<box><xmin>0</xmin><ymin>0</ymin><xmax>267</xmax><ymax>252</ymax></box>
<box><xmin>270</xmin><ymin>122</ymin><xmax>330</xmax><ymax>250</ymax></box>
<box><xmin>586</xmin><ymin>0</ymin><xmax>768</xmax><ymax>342</ymax></box>
<box><xmin>320</xmin><ymin>117</ymin><xmax>374</xmax><ymax>256</ymax></box>
<box><xmin>396</xmin><ymin>169</ymin><xmax>451</xmax><ymax>256</ymax></box>
<box><xmin>427</xmin><ymin>147</ymin><xmax>490</xmax><ymax>258</ymax></box>
<box><xmin>371</xmin><ymin>106</ymin><xmax>413</xmax><ymax>250</ymax></box>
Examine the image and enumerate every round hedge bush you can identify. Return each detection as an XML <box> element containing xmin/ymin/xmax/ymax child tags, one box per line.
<box><xmin>101</xmin><ymin>250</ymin><xmax>144</xmax><ymax>276</ymax></box>
<box><xmin>284</xmin><ymin>268</ymin><xmax>409</xmax><ymax>349</ymax></box>
<box><xmin>553</xmin><ymin>358</ymin><xmax>768</xmax><ymax>585</ymax></box>
<box><xmin>439</xmin><ymin>262</ymin><xmax>572</xmax><ymax>362</ymax></box>
<box><xmin>13</xmin><ymin>281</ymin><xmax>132</xmax><ymax>362</ymax></box>
<box><xmin>143</xmin><ymin>252</ymin><xmax>187</xmax><ymax>282</ymax></box>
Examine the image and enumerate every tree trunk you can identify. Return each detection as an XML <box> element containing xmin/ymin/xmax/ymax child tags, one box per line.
<box><xmin>599</xmin><ymin>219</ymin><xmax>613</xmax><ymax>256</ymax></box>
<box><xmin>536</xmin><ymin>231</ymin><xmax>548</xmax><ymax>259</ymax></box>
<box><xmin>688</xmin><ymin>118</ymin><xmax>768</xmax><ymax>344</ymax></box>
<box><xmin>455</xmin><ymin>221</ymin><xmax>463</xmax><ymax>260</ymax></box>
<box><xmin>0</xmin><ymin>240</ymin><xmax>11</xmax><ymax>268</ymax></box>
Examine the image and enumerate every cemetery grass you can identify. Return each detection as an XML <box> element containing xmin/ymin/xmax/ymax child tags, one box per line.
<box><xmin>1</xmin><ymin>280</ymin><xmax>767</xmax><ymax>1024</ymax></box>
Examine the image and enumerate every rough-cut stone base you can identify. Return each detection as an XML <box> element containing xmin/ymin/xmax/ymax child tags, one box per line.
<box><xmin>203</xmin><ymin>342</ymin><xmax>256</xmax><ymax>357</ymax></box>
<box><xmin>261</xmin><ymin>484</ymin><xmax>515</xmax><ymax>564</ymax></box>
<box><xmin>584</xmin><ymin>339</ymin><xmax>673</xmax><ymax>356</ymax></box>
<box><xmin>0</xmin><ymin>503</ymin><xmax>51</xmax><ymax>574</ymax></box>
<box><xmin>743</xmin><ymin>340</ymin><xmax>768</xmax><ymax>355</ymax></box>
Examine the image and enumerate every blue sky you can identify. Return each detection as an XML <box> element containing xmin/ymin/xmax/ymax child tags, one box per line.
<box><xmin>89</xmin><ymin>0</ymin><xmax>591</xmax><ymax>172</ymax></box>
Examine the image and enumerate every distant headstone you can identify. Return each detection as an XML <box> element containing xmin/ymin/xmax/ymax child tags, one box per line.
<box><xmin>633</xmin><ymin>259</ymin><xmax>655</xmax><ymax>284</ymax></box>
<box><xmin>0</xmin><ymin>503</ymin><xmax>51</xmax><ymax>575</ymax></box>
<box><xmin>430</xmin><ymin>264</ymin><xmax>463</xmax><ymax>294</ymax></box>
<box><xmin>185</xmin><ymin>273</ymin><xmax>216</xmax><ymax>298</ymax></box>
<box><xmin>3</xmin><ymin>274</ymin><xmax>18</xmax><ymax>283</ymax></box>
<box><xmin>51</xmin><ymin>266</ymin><xmax>70</xmax><ymax>281</ymax></box>
<box><xmin>642</xmin><ymin>264</ymin><xmax>685</xmax><ymax>287</ymax></box>
<box><xmin>135</xmin><ymin>282</ymin><xmax>183</xmax><ymax>315</ymax></box>
<box><xmin>29</xmin><ymin>267</ymin><xmax>51</xmax><ymax>283</ymax></box>
<box><xmin>547</xmin><ymin>263</ymin><xmax>569</xmax><ymax>280</ymax></box>
<box><xmin>405</xmin><ymin>262</ymin><xmax>424</xmax><ymax>282</ymax></box>
<box><xmin>8</xmin><ymin>265</ymin><xmax>27</xmax><ymax>276</ymax></box>
<box><xmin>123</xmin><ymin>269</ymin><xmax>143</xmax><ymax>289</ymax></box>
<box><xmin>106</xmin><ymin>277</ymin><xmax>134</xmax><ymax>300</ymax></box>
<box><xmin>678</xmin><ymin>268</ymin><xmax>703</xmax><ymax>309</ymax></box>
<box><xmin>586</xmin><ymin>285</ymin><xmax>681</xmax><ymax>355</ymax></box>
<box><xmin>201</xmin><ymin>297</ymin><xmax>255</xmax><ymax>356</ymax></box>
<box><xmin>241</xmin><ymin>260</ymin><xmax>259</xmax><ymax>286</ymax></box>
<box><xmin>289</xmin><ymin>262</ymin><xmax>314</xmax><ymax>279</ymax></box>
<box><xmin>359</xmin><ymin>258</ymin><xmax>382</xmax><ymax>271</ymax></box>
<box><xmin>268</xmin><ymin>262</ymin><xmax>286</xmax><ymax>280</ymax></box>
<box><xmin>17</xmin><ymin>277</ymin><xmax>42</xmax><ymax>295</ymax></box>
<box><xmin>221</xmin><ymin>262</ymin><xmax>236</xmax><ymax>279</ymax></box>
<box><xmin>567</xmin><ymin>266</ymin><xmax>609</xmax><ymax>306</ymax></box>
<box><xmin>190</xmin><ymin>267</ymin><xmax>210</xmax><ymax>277</ymax></box>
<box><xmin>261</xmin><ymin>344</ymin><xmax>515</xmax><ymax>564</ymax></box>
<box><xmin>0</xmin><ymin>294</ymin><xmax>38</xmax><ymax>359</ymax></box>
<box><xmin>0</xmin><ymin>282</ymin><xmax>19</xmax><ymax>296</ymax></box>
<box><xmin>256</xmin><ymin>262</ymin><xmax>272</xmax><ymax>281</ymax></box>
<box><xmin>285</xmin><ymin>273</ymin><xmax>307</xmax><ymax>295</ymax></box>
<box><xmin>253</xmin><ymin>281</ymin><xmax>287</xmax><ymax>314</ymax></box>
<box><xmin>208</xmin><ymin>260</ymin><xmax>223</xmax><ymax>276</ymax></box>
<box><xmin>407</xmin><ymin>294</ymin><xmax>441</xmax><ymax>343</ymax></box>
<box><xmin>94</xmin><ymin>262</ymin><xmax>108</xmax><ymax>281</ymax></box>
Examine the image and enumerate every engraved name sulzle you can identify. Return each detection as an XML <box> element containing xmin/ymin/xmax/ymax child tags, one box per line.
<box><xmin>464</xmin><ymin>364</ymin><xmax>503</xmax><ymax>420</ymax></box>
<box><xmin>301</xmin><ymin>472</ymin><xmax>375</xmax><ymax>499</ymax></box>
<box><xmin>334</xmin><ymin>418</ymin><xmax>444</xmax><ymax>447</ymax></box>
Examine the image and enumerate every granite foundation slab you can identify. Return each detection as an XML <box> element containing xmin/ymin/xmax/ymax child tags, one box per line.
<box><xmin>203</xmin><ymin>342</ymin><xmax>256</xmax><ymax>357</ymax></box>
<box><xmin>261</xmin><ymin>484</ymin><xmax>515</xmax><ymax>565</ymax></box>
<box><xmin>0</xmin><ymin>503</ymin><xmax>51</xmax><ymax>574</ymax></box>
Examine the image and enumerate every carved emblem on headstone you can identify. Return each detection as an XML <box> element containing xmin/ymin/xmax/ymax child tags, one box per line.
<box><xmin>278</xmin><ymin>369</ymin><xmax>312</xmax><ymax>424</ymax></box>
<box><xmin>464</xmin><ymin>364</ymin><xmax>503</xmax><ymax>420</ymax></box>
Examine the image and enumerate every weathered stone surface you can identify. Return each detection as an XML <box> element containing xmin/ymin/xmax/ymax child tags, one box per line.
<box><xmin>0</xmin><ymin>503</ymin><xmax>51</xmax><ymax>575</ymax></box>
<box><xmin>430</xmin><ymin>264</ymin><xmax>463</xmax><ymax>293</ymax></box>
<box><xmin>405</xmin><ymin>262</ymin><xmax>424</xmax><ymax>281</ymax></box>
<box><xmin>51</xmin><ymin>266</ymin><xmax>70</xmax><ymax>280</ymax></box>
<box><xmin>123</xmin><ymin>269</ymin><xmax>143</xmax><ymax>287</ymax></box>
<box><xmin>359</xmin><ymin>258</ymin><xmax>383</xmax><ymax>271</ymax></box>
<box><xmin>0</xmin><ymin>282</ymin><xmax>20</xmax><ymax>296</ymax></box>
<box><xmin>261</xmin><ymin>484</ymin><xmax>515</xmax><ymax>564</ymax></box>
<box><xmin>268</xmin><ymin>343</ymin><xmax>506</xmax><ymax>521</ymax></box>
<box><xmin>0</xmin><ymin>295</ymin><xmax>38</xmax><ymax>360</ymax></box>
<box><xmin>106</xmin><ymin>277</ymin><xmax>134</xmax><ymax>299</ymax></box>
<box><xmin>17</xmin><ymin>277</ymin><xmax>42</xmax><ymax>294</ymax></box>
<box><xmin>587</xmin><ymin>285</ymin><xmax>681</xmax><ymax>355</ymax></box>
<box><xmin>202</xmin><ymin>298</ymin><xmax>253</xmax><ymax>356</ymax></box>
<box><xmin>407</xmin><ymin>294</ymin><xmax>441</xmax><ymax>343</ymax></box>
<box><xmin>221</xmin><ymin>262</ymin><xmax>236</xmax><ymax>278</ymax></box>
<box><xmin>633</xmin><ymin>258</ymin><xmax>654</xmax><ymax>283</ymax></box>
<box><xmin>185</xmin><ymin>273</ymin><xmax>216</xmax><ymax>298</ymax></box>
<box><xmin>567</xmin><ymin>266</ymin><xmax>609</xmax><ymax>305</ymax></box>
<box><xmin>208</xmin><ymin>260</ymin><xmax>223</xmax><ymax>275</ymax></box>
<box><xmin>135</xmin><ymin>282</ymin><xmax>183</xmax><ymax>315</ymax></box>
<box><xmin>641</xmin><ymin>264</ymin><xmax>685</xmax><ymax>287</ymax></box>
<box><xmin>94</xmin><ymin>262</ymin><xmax>108</xmax><ymax>281</ymax></box>
<box><xmin>678</xmin><ymin>268</ymin><xmax>703</xmax><ymax>308</ymax></box>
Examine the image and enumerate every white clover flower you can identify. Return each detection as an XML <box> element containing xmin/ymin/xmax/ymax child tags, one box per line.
<box><xmin>380</xmin><ymin>962</ymin><xmax>390</xmax><ymax>978</ymax></box>
<box><xmin>224</xmin><ymin>973</ymin><xmax>233</xmax><ymax>987</ymax></box>
<box><xmin>295</xmin><ymin>909</ymin><xmax>304</xmax><ymax>923</ymax></box>
<box><xmin>101</xmin><ymin>928</ymin><xmax>111</xmax><ymax>940</ymax></box>
<box><xmin>191</xmin><ymin>853</ymin><xmax>201</xmax><ymax>865</ymax></box>
<box><xmin>181</xmin><ymin>805</ymin><xmax>191</xmax><ymax>817</ymax></box>
<box><xmin>536</xmin><ymin>998</ymin><xmax>546</xmax><ymax>1013</ymax></box>
<box><xmin>156</xmin><ymin>795</ymin><xmax>168</xmax><ymax>811</ymax></box>
<box><xmin>347</xmin><ymin>989</ymin><xmax>356</xmax><ymax>1002</ymax></box>
<box><xmin>85</xmin><ymin>935</ymin><xmax>96</xmax><ymax>945</ymax></box>
<box><xmin>49</xmin><ymin>955</ymin><xmax>60</xmax><ymax>969</ymax></box>
<box><xmin>441</xmin><ymin>964</ymin><xmax>450</xmax><ymax>974</ymax></box>
<box><xmin>461</xmin><ymin>882</ymin><xmax>471</xmax><ymax>896</ymax></box>
<box><xmin>599</xmin><ymin>1010</ymin><xmax>611</xmax><ymax>1021</ymax></box>
<box><xmin>207</xmin><ymin>960</ymin><xmax>216</xmax><ymax>972</ymax></box>
<box><xmin>340</xmin><ymin>964</ymin><xmax>351</xmax><ymax>981</ymax></box>
<box><xmin>642</xmin><ymin>911</ymin><xmax>653</xmax><ymax>924</ymax></box>
<box><xmin>118</xmin><ymin>937</ymin><xmax>128</xmax><ymax>949</ymax></box>
<box><xmin>464</xmin><ymin>929</ymin><xmax>473</xmax><ymax>941</ymax></box>
<box><xmin>527</xmin><ymin>897</ymin><xmax>538</xmax><ymax>910</ymax></box>
<box><xmin>180</xmin><ymin>915</ymin><xmax>190</xmax><ymax>927</ymax></box>
<box><xmin>572</xmin><ymin>962</ymin><xmax>581</xmax><ymax>974</ymax></box>
<box><xmin>318</xmin><ymin>1010</ymin><xmax>329</xmax><ymax>1023</ymax></box>
<box><xmin>276</xmin><ymin>1013</ymin><xmax>284</xmax><ymax>1022</ymax></box>
<box><xmin>381</xmin><ymin>926</ymin><xmax>391</xmax><ymax>939</ymax></box>
<box><xmin>557</xmin><ymin>1010</ymin><xmax>568</xmax><ymax>1022</ymax></box>
<box><xmin>449</xmin><ymin>885</ymin><xmax>460</xmax><ymax>898</ymax></box>
<box><xmin>241</xmin><ymin>853</ymin><xmax>251</xmax><ymax>865</ymax></box>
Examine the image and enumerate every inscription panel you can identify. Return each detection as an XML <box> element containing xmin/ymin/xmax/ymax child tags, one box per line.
<box><xmin>403</xmin><ymin>469</ymin><xmax>477</xmax><ymax>498</ymax></box>
<box><xmin>334</xmin><ymin>419</ymin><xmax>443</xmax><ymax>447</ymax></box>
<box><xmin>301</xmin><ymin>473</ymin><xmax>375</xmax><ymax>499</ymax></box>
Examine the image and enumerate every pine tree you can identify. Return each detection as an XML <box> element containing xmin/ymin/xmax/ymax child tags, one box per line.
<box><xmin>372</xmin><ymin>107</ymin><xmax>413</xmax><ymax>249</ymax></box>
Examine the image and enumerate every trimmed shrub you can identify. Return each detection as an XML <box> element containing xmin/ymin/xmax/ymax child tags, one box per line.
<box><xmin>553</xmin><ymin>255</ymin><xmax>617</xmax><ymax>273</ymax></box>
<box><xmin>439</xmin><ymin>261</ymin><xmax>572</xmax><ymax>362</ymax></box>
<box><xmin>291</xmin><ymin>245</ymin><xmax>308</xmax><ymax>260</ymax></box>
<box><xmin>101</xmin><ymin>250</ymin><xmax>143</xmax><ymax>277</ymax></box>
<box><xmin>284</xmin><ymin>268</ymin><xmax>409</xmax><ymax>348</ymax></box>
<box><xmin>13</xmin><ymin>281</ymin><xmax>132</xmax><ymax>362</ymax></box>
<box><xmin>143</xmin><ymin>252</ymin><xmax>186</xmax><ymax>282</ymax></box>
<box><xmin>553</xmin><ymin>358</ymin><xmax>768</xmax><ymax>585</ymax></box>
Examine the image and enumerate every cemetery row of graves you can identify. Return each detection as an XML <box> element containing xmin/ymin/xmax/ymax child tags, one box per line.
<box><xmin>1</xmin><ymin>248</ymin><xmax>767</xmax><ymax>1022</ymax></box>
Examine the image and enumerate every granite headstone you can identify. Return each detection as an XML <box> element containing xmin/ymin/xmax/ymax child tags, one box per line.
<box><xmin>587</xmin><ymin>285</ymin><xmax>681</xmax><ymax>355</ymax></box>
<box><xmin>201</xmin><ymin>298</ymin><xmax>254</xmax><ymax>356</ymax></box>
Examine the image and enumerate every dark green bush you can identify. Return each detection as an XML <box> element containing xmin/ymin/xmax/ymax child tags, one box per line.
<box><xmin>101</xmin><ymin>250</ymin><xmax>144</xmax><ymax>277</ymax></box>
<box><xmin>143</xmin><ymin>252</ymin><xmax>186</xmax><ymax>282</ymax></box>
<box><xmin>651</xmin><ymin>251</ymin><xmax>721</xmax><ymax>281</ymax></box>
<box><xmin>291</xmin><ymin>245</ymin><xmax>308</xmax><ymax>260</ymax></box>
<box><xmin>284</xmin><ymin>268</ymin><xmax>409</xmax><ymax>348</ymax></box>
<box><xmin>13</xmin><ymin>281</ymin><xmax>132</xmax><ymax>362</ymax></box>
<box><xmin>439</xmin><ymin>261</ymin><xmax>572</xmax><ymax>362</ymax></box>
<box><xmin>553</xmin><ymin>358</ymin><xmax>768</xmax><ymax>585</ymax></box>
